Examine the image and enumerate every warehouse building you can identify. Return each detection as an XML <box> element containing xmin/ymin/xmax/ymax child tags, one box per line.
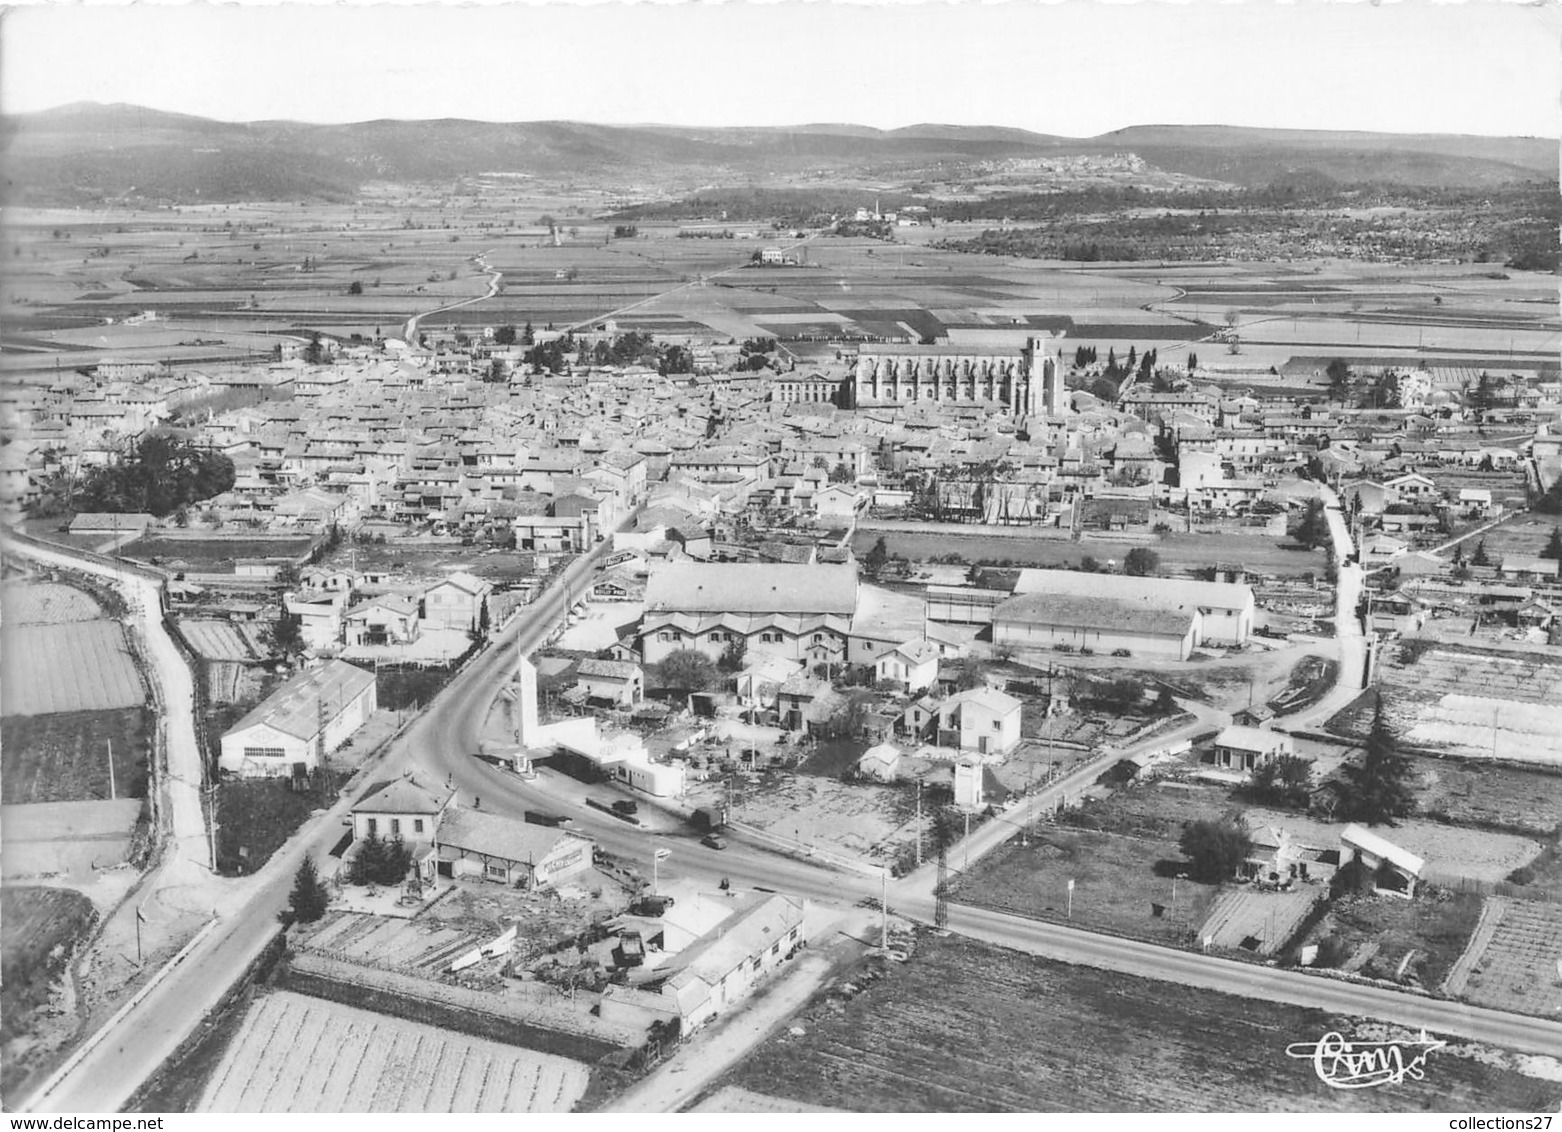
<box><xmin>218</xmin><ymin>659</ymin><xmax>377</xmax><ymax>777</ymax></box>
<box><xmin>993</xmin><ymin>593</ymin><xmax>1198</xmax><ymax>660</ymax></box>
<box><xmin>1008</xmin><ymin>568</ymin><xmax>1254</xmax><ymax>648</ymax></box>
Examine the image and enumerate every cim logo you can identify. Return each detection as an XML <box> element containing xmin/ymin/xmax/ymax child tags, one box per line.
<box><xmin>1287</xmin><ymin>1030</ymin><xmax>1446</xmax><ymax>1090</ymax></box>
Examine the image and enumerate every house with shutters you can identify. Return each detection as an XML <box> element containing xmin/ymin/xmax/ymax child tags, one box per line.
<box><xmin>420</xmin><ymin>571</ymin><xmax>493</xmax><ymax>632</ymax></box>
<box><xmin>936</xmin><ymin>686</ymin><xmax>1022</xmax><ymax>756</ymax></box>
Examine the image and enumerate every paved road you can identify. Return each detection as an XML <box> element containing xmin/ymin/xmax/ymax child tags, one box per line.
<box><xmin>402</xmin><ymin>252</ymin><xmax>502</xmax><ymax>342</ymax></box>
<box><xmin>1284</xmin><ymin>487</ymin><xmax>1370</xmax><ymax>731</ymax></box>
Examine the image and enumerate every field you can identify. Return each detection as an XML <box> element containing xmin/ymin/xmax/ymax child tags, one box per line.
<box><xmin>715</xmin><ymin>931</ymin><xmax>1560</xmax><ymax>1112</ymax></box>
<box><xmin>1416</xmin><ymin>758</ymin><xmax>1562</xmax><ymax>839</ymax></box>
<box><xmin>1471</xmin><ymin>512</ymin><xmax>1562</xmax><ymax>561</ymax></box>
<box><xmin>1447</xmin><ymin>897</ymin><xmax>1562</xmax><ymax>1017</ymax></box>
<box><xmin>0</xmin><ymin>887</ymin><xmax>98</xmax><ymax>1052</ymax></box>
<box><xmin>0</xmin><ymin>621</ymin><xmax>147</xmax><ymax>716</ymax></box>
<box><xmin>946</xmin><ymin>825</ymin><xmax>1218</xmax><ymax>948</ymax></box>
<box><xmin>0</xmin><ymin>581</ymin><xmax>105</xmax><ymax>624</ymax></box>
<box><xmin>853</xmin><ymin>525</ymin><xmax>1325</xmax><ymax>578</ymax></box>
<box><xmin>1</xmin><ymin>706</ymin><xmax>151</xmax><ymax>803</ymax></box>
<box><xmin>124</xmin><ymin>536</ymin><xmax>316</xmax><ymax>567</ymax></box>
<box><xmin>199</xmin><ymin>990</ymin><xmax>590</xmax><ymax>1112</ymax></box>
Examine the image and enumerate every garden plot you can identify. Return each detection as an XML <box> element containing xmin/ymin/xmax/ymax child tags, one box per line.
<box><xmin>1415</xmin><ymin>760</ymin><xmax>1562</xmax><ymax>839</ymax></box>
<box><xmin>1198</xmin><ymin>887</ymin><xmax>1322</xmax><ymax>956</ymax></box>
<box><xmin>0</xmin><ymin>621</ymin><xmax>146</xmax><ymax>715</ymax></box>
<box><xmin>1</xmin><ymin>799</ymin><xmax>144</xmax><ymax>881</ymax></box>
<box><xmin>1</xmin><ymin>707</ymin><xmax>151</xmax><ymax>804</ymax></box>
<box><xmin>1450</xmin><ymin>898</ymin><xmax>1562</xmax><ymax>1018</ymax></box>
<box><xmin>199</xmin><ymin>991</ymin><xmax>589</xmax><ymax>1112</ymax></box>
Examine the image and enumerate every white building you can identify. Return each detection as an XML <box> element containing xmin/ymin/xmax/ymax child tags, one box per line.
<box><xmin>219</xmin><ymin>660</ymin><xmax>377</xmax><ymax>777</ymax></box>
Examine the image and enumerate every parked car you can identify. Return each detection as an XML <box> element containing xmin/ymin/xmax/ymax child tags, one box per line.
<box><xmin>701</xmin><ymin>834</ymin><xmax>728</xmax><ymax>850</ymax></box>
<box><xmin>611</xmin><ymin>799</ymin><xmax>639</xmax><ymax>816</ymax></box>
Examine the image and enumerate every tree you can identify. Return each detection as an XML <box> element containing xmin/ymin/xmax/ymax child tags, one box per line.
<box><xmin>717</xmin><ymin>638</ymin><xmax>748</xmax><ymax>674</ymax></box>
<box><xmin>1534</xmin><ymin>478</ymin><xmax>1562</xmax><ymax>516</ymax></box>
<box><xmin>1091</xmin><ymin>677</ymin><xmax>1143</xmax><ymax>714</ymax></box>
<box><xmin>288</xmin><ymin>856</ymin><xmax>330</xmax><ymax>923</ymax></box>
<box><xmin>346</xmin><ymin>280</ymin><xmax>363</xmax><ymax>296</ymax></box>
<box><xmin>1187</xmin><ymin>351</ymin><xmax>1198</xmax><ymax>373</ymax></box>
<box><xmin>303</xmin><ymin>332</ymin><xmax>325</xmax><ymax>365</ymax></box>
<box><xmin>828</xmin><ymin>462</ymin><xmax>854</xmax><ymax>484</ymax></box>
<box><xmin>1471</xmin><ymin>538</ymin><xmax>1491</xmax><ymax>567</ymax></box>
<box><xmin>268</xmin><ymin>609</ymin><xmax>305</xmax><ymax>658</ymax></box>
<box><xmin>1123</xmin><ymin>547</ymin><xmax>1161</xmax><ymax>577</ymax></box>
<box><xmin>655</xmin><ymin>649</ymin><xmax>717</xmax><ymax>694</ymax></box>
<box><xmin>863</xmin><ymin>536</ymin><xmax>889</xmax><ymax>577</ymax></box>
<box><xmin>1289</xmin><ymin>498</ymin><xmax>1331</xmax><ymax>550</ymax></box>
<box><xmin>1543</xmin><ymin>527</ymin><xmax>1562</xmax><ymax>561</ymax></box>
<box><xmin>1179</xmin><ymin>819</ymin><xmax>1253</xmax><ymax>882</ymax></box>
<box><xmin>1325</xmin><ymin>358</ymin><xmax>1352</xmax><ymax>401</ymax></box>
<box><xmin>485</xmin><ymin>358</ymin><xmax>507</xmax><ymax>384</ymax></box>
<box><xmin>1339</xmin><ymin>696</ymin><xmax>1416</xmax><ymax>825</ymax></box>
<box><xmin>949</xmin><ymin>658</ymin><xmax>989</xmax><ymax>691</ymax></box>
<box><xmin>1246</xmin><ymin>753</ymin><xmax>1314</xmax><ymax>809</ymax></box>
<box><xmin>349</xmin><ymin>829</ymin><xmax>387</xmax><ymax>885</ymax></box>
<box><xmin>493</xmin><ymin>324</ymin><xmax>517</xmax><ymax>346</ymax></box>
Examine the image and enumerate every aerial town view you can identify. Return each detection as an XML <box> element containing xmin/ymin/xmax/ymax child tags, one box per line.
<box><xmin>1</xmin><ymin>1</ymin><xmax>1559</xmax><ymax>1119</ymax></box>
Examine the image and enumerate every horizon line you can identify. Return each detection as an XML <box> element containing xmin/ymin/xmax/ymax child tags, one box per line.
<box><xmin>13</xmin><ymin>100</ymin><xmax>1552</xmax><ymax>143</ymax></box>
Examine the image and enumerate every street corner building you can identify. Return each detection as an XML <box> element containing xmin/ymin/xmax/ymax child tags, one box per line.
<box><xmin>433</xmin><ymin>806</ymin><xmax>594</xmax><ymax>889</ymax></box>
<box><xmin>218</xmin><ymin>658</ymin><xmax>377</xmax><ymax>777</ymax></box>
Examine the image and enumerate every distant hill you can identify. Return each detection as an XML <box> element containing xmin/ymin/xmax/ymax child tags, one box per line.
<box><xmin>2</xmin><ymin>103</ymin><xmax>1553</xmax><ymax>205</ymax></box>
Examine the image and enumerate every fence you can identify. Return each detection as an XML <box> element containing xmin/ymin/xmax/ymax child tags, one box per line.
<box><xmin>1419</xmin><ymin>869</ymin><xmax>1557</xmax><ymax>902</ymax></box>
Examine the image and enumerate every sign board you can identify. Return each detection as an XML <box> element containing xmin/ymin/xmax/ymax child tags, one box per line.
<box><xmin>654</xmin><ymin>848</ymin><xmax>672</xmax><ymax>861</ymax></box>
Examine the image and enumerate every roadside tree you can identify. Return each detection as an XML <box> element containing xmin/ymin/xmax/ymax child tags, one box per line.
<box><xmin>1178</xmin><ymin>819</ymin><xmax>1253</xmax><ymax>882</ymax></box>
<box><xmin>655</xmin><ymin>649</ymin><xmax>718</xmax><ymax>694</ymax></box>
<box><xmin>1339</xmin><ymin>696</ymin><xmax>1416</xmax><ymax>826</ymax></box>
<box><xmin>288</xmin><ymin>856</ymin><xmax>330</xmax><ymax>923</ymax></box>
<box><xmin>1123</xmin><ymin>547</ymin><xmax>1161</xmax><ymax>577</ymax></box>
<box><xmin>1289</xmin><ymin>499</ymin><xmax>1331</xmax><ymax>550</ymax></box>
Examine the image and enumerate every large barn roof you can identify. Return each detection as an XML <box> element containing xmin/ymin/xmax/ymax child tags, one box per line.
<box><xmin>645</xmin><ymin>562</ymin><xmax>858</xmax><ymax>616</ymax></box>
<box><xmin>224</xmin><ymin>659</ymin><xmax>376</xmax><ymax>743</ymax></box>
<box><xmin>995</xmin><ymin>593</ymin><xmax>1195</xmax><ymax>638</ymax></box>
<box><xmin>1011</xmin><ymin>568</ymin><xmax>1252</xmax><ymax>614</ymax></box>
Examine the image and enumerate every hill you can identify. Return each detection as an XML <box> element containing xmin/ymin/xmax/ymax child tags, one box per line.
<box><xmin>1</xmin><ymin>104</ymin><xmax>1552</xmax><ymax>205</ymax></box>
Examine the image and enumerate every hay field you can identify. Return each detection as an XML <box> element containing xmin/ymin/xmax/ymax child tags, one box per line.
<box><xmin>199</xmin><ymin>991</ymin><xmax>590</xmax><ymax>1113</ymax></box>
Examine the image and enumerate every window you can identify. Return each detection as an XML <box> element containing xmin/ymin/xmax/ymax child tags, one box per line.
<box><xmin>414</xmin><ymin>819</ymin><xmax>425</xmax><ymax>834</ymax></box>
<box><xmin>244</xmin><ymin>746</ymin><xmax>287</xmax><ymax>760</ymax></box>
<box><xmin>659</xmin><ymin>632</ymin><xmax>672</xmax><ymax>642</ymax></box>
<box><xmin>486</xmin><ymin>862</ymin><xmax>508</xmax><ymax>880</ymax></box>
<box><xmin>367</xmin><ymin>818</ymin><xmax>378</xmax><ymax>835</ymax></box>
<box><xmin>992</xmin><ymin>720</ymin><xmax>1001</xmax><ymax>731</ymax></box>
<box><xmin>391</xmin><ymin>818</ymin><xmax>401</xmax><ymax>836</ymax></box>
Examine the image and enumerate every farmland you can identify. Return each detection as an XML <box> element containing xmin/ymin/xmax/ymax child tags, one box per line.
<box><xmin>1301</xmin><ymin>890</ymin><xmax>1486</xmax><ymax>989</ymax></box>
<box><xmin>1416</xmin><ymin>759</ymin><xmax>1562</xmax><ymax>840</ymax></box>
<box><xmin>0</xmin><ymin>706</ymin><xmax>151</xmax><ymax>803</ymax></box>
<box><xmin>0</xmin><ymin>580</ymin><xmax>105</xmax><ymax>624</ymax></box>
<box><xmin>1446</xmin><ymin>897</ymin><xmax>1562</xmax><ymax>1017</ymax></box>
<box><xmin>199</xmin><ymin>991</ymin><xmax>590</xmax><ymax>1112</ymax></box>
<box><xmin>124</xmin><ymin>536</ymin><xmax>316</xmax><ymax>568</ymax></box>
<box><xmin>0</xmin><ymin>887</ymin><xmax>98</xmax><ymax>1071</ymax></box>
<box><xmin>0</xmin><ymin>621</ymin><xmax>147</xmax><ymax>716</ymax></box>
<box><xmin>715</xmin><ymin>931</ymin><xmax>1560</xmax><ymax>1112</ymax></box>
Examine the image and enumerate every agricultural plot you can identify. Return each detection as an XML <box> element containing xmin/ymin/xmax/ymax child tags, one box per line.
<box><xmin>0</xmin><ymin>621</ymin><xmax>146</xmax><ymax>716</ymax></box>
<box><xmin>1415</xmin><ymin>759</ymin><xmax>1562</xmax><ymax>839</ymax></box>
<box><xmin>717</xmin><ymin>931</ymin><xmax>1559</xmax><ymax>1112</ymax></box>
<box><xmin>1</xmin><ymin>798</ymin><xmax>145</xmax><ymax>880</ymax></box>
<box><xmin>1</xmin><ymin>707</ymin><xmax>151</xmax><ymax>803</ymax></box>
<box><xmin>1447</xmin><ymin>897</ymin><xmax>1562</xmax><ymax>1017</ymax></box>
<box><xmin>0</xmin><ymin>581</ymin><xmax>105</xmax><ymax>624</ymax></box>
<box><xmin>199</xmin><ymin>991</ymin><xmax>590</xmax><ymax>1112</ymax></box>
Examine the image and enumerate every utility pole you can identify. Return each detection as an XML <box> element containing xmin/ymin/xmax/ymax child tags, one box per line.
<box><xmin>107</xmin><ymin>738</ymin><xmax>116</xmax><ymax>802</ymax></box>
<box><xmin>880</xmin><ymin>868</ymin><xmax>889</xmax><ymax>950</ymax></box>
<box><xmin>915</xmin><ymin>779</ymin><xmax>923</xmax><ymax>867</ymax></box>
<box><xmin>206</xmin><ymin>784</ymin><xmax>220</xmax><ymax>872</ymax></box>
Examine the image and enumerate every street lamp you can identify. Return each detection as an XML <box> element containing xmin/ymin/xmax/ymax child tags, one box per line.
<box><xmin>652</xmin><ymin>847</ymin><xmax>670</xmax><ymax>895</ymax></box>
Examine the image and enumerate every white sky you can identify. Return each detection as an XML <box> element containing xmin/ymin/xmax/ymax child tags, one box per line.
<box><xmin>2</xmin><ymin>1</ymin><xmax>1558</xmax><ymax>138</ymax></box>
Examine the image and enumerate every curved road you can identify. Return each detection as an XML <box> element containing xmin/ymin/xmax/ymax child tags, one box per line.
<box><xmin>402</xmin><ymin>252</ymin><xmax>503</xmax><ymax>343</ymax></box>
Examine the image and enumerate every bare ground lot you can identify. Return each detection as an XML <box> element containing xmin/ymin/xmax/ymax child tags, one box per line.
<box><xmin>1</xmin><ymin>706</ymin><xmax>152</xmax><ymax>803</ymax></box>
<box><xmin>1416</xmin><ymin>758</ymin><xmax>1562</xmax><ymax>839</ymax></box>
<box><xmin>714</xmin><ymin>931</ymin><xmax>1561</xmax><ymax>1112</ymax></box>
<box><xmin>123</xmin><ymin>536</ymin><xmax>315</xmax><ymax>567</ymax></box>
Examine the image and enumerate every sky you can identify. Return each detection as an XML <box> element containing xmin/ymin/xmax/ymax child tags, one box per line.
<box><xmin>2</xmin><ymin>0</ymin><xmax>1557</xmax><ymax>138</ymax></box>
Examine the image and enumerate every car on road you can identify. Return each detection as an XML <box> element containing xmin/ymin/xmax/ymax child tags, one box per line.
<box><xmin>612</xmin><ymin>799</ymin><xmax>639</xmax><ymax>816</ymax></box>
<box><xmin>701</xmin><ymin>834</ymin><xmax>728</xmax><ymax>850</ymax></box>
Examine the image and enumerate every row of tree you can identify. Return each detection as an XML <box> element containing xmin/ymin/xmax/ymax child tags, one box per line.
<box><xmin>70</xmin><ymin>435</ymin><xmax>236</xmax><ymax>518</ymax></box>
